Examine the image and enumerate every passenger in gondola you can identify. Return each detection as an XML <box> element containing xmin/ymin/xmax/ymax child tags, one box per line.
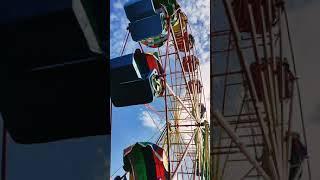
<box><xmin>288</xmin><ymin>132</ymin><xmax>308</xmax><ymax>180</ymax></box>
<box><xmin>282</xmin><ymin>58</ymin><xmax>295</xmax><ymax>99</ymax></box>
<box><xmin>200</xmin><ymin>103</ymin><xmax>206</xmax><ymax>119</ymax></box>
<box><xmin>189</xmin><ymin>34</ymin><xmax>195</xmax><ymax>46</ymax></box>
<box><xmin>134</xmin><ymin>49</ymin><xmax>144</xmax><ymax>63</ymax></box>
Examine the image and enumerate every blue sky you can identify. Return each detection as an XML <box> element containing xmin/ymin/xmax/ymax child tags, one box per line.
<box><xmin>110</xmin><ymin>0</ymin><xmax>210</xmax><ymax>178</ymax></box>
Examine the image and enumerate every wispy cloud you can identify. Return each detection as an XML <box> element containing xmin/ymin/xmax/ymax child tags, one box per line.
<box><xmin>113</xmin><ymin>0</ymin><xmax>124</xmax><ymax>9</ymax></box>
<box><xmin>181</xmin><ymin>0</ymin><xmax>210</xmax><ymax>62</ymax></box>
<box><xmin>200</xmin><ymin>61</ymin><xmax>211</xmax><ymax>119</ymax></box>
<box><xmin>139</xmin><ymin>111</ymin><xmax>163</xmax><ymax>130</ymax></box>
<box><xmin>110</xmin><ymin>0</ymin><xmax>135</xmax><ymax>58</ymax></box>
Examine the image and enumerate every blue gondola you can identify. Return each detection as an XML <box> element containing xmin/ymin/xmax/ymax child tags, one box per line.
<box><xmin>111</xmin><ymin>50</ymin><xmax>164</xmax><ymax>107</ymax></box>
<box><xmin>124</xmin><ymin>0</ymin><xmax>164</xmax><ymax>41</ymax></box>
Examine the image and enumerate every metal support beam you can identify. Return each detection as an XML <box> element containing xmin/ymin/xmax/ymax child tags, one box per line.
<box><xmin>213</xmin><ymin>111</ymin><xmax>271</xmax><ymax>180</ymax></box>
<box><xmin>223</xmin><ymin>0</ymin><xmax>277</xmax><ymax>172</ymax></box>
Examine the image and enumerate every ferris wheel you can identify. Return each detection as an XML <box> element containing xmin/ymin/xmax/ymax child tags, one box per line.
<box><xmin>210</xmin><ymin>0</ymin><xmax>311</xmax><ymax>180</ymax></box>
<box><xmin>110</xmin><ymin>0</ymin><xmax>210</xmax><ymax>179</ymax></box>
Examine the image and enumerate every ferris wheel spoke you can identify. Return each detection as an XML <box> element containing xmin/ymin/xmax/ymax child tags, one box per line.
<box><xmin>171</xmin><ymin>127</ymin><xmax>200</xmax><ymax>179</ymax></box>
<box><xmin>166</xmin><ymin>82</ymin><xmax>199</xmax><ymax>123</ymax></box>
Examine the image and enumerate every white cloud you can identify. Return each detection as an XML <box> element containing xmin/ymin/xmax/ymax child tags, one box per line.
<box><xmin>200</xmin><ymin>61</ymin><xmax>211</xmax><ymax>120</ymax></box>
<box><xmin>113</xmin><ymin>0</ymin><xmax>123</xmax><ymax>9</ymax></box>
<box><xmin>181</xmin><ymin>0</ymin><xmax>210</xmax><ymax>62</ymax></box>
<box><xmin>139</xmin><ymin>111</ymin><xmax>162</xmax><ymax>130</ymax></box>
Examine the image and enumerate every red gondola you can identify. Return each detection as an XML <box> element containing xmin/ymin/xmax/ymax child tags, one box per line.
<box><xmin>232</xmin><ymin>0</ymin><xmax>279</xmax><ymax>34</ymax></box>
<box><xmin>182</xmin><ymin>55</ymin><xmax>199</xmax><ymax>73</ymax></box>
<box><xmin>250</xmin><ymin>57</ymin><xmax>295</xmax><ymax>101</ymax></box>
<box><xmin>187</xmin><ymin>79</ymin><xmax>202</xmax><ymax>94</ymax></box>
<box><xmin>176</xmin><ymin>32</ymin><xmax>194</xmax><ymax>52</ymax></box>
